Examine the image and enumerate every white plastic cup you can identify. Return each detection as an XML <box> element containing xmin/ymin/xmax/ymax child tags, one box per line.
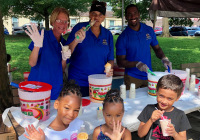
<box><xmin>105</xmin><ymin>67</ymin><xmax>111</xmax><ymax>75</ymax></box>
<box><xmin>120</xmin><ymin>84</ymin><xmax>126</xmax><ymax>100</ymax></box>
<box><xmin>62</xmin><ymin>45</ymin><xmax>69</xmax><ymax>53</ymax></box>
<box><xmin>159</xmin><ymin>119</ymin><xmax>171</xmax><ymax>136</ymax></box>
<box><xmin>129</xmin><ymin>83</ymin><xmax>136</xmax><ymax>99</ymax></box>
<box><xmin>97</xmin><ymin>107</ymin><xmax>103</xmax><ymax>120</ymax></box>
<box><xmin>185</xmin><ymin>68</ymin><xmax>190</xmax><ymax>89</ymax></box>
<box><xmin>189</xmin><ymin>74</ymin><xmax>196</xmax><ymax>92</ymax></box>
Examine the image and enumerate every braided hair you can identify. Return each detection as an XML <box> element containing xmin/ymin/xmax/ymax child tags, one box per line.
<box><xmin>103</xmin><ymin>89</ymin><xmax>124</xmax><ymax>111</ymax></box>
<box><xmin>58</xmin><ymin>80</ymin><xmax>82</xmax><ymax>100</ymax></box>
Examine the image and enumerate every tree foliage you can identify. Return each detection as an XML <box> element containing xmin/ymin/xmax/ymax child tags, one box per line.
<box><xmin>108</xmin><ymin>0</ymin><xmax>152</xmax><ymax>21</ymax></box>
<box><xmin>0</xmin><ymin>0</ymin><xmax>92</xmax><ymax>29</ymax></box>
<box><xmin>169</xmin><ymin>18</ymin><xmax>193</xmax><ymax>27</ymax></box>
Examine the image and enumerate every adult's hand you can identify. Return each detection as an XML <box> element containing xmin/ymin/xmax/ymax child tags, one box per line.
<box><xmin>75</xmin><ymin>27</ymin><xmax>86</xmax><ymax>43</ymax></box>
<box><xmin>25</xmin><ymin>23</ymin><xmax>44</xmax><ymax>47</ymax></box>
<box><xmin>136</xmin><ymin>61</ymin><xmax>149</xmax><ymax>73</ymax></box>
<box><xmin>161</xmin><ymin>57</ymin><xmax>172</xmax><ymax>72</ymax></box>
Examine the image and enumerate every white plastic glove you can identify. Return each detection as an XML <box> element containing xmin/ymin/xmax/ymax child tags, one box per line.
<box><xmin>62</xmin><ymin>49</ymin><xmax>71</xmax><ymax>61</ymax></box>
<box><xmin>136</xmin><ymin>61</ymin><xmax>149</xmax><ymax>72</ymax></box>
<box><xmin>75</xmin><ymin>27</ymin><xmax>86</xmax><ymax>43</ymax></box>
<box><xmin>161</xmin><ymin>57</ymin><xmax>172</xmax><ymax>71</ymax></box>
<box><xmin>25</xmin><ymin>23</ymin><xmax>44</xmax><ymax>47</ymax></box>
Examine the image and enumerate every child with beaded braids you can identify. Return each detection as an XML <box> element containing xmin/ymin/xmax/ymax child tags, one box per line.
<box><xmin>93</xmin><ymin>89</ymin><xmax>132</xmax><ymax>140</ymax></box>
<box><xmin>24</xmin><ymin>80</ymin><xmax>83</xmax><ymax>140</ymax></box>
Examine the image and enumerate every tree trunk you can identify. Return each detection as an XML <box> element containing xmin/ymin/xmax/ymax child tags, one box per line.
<box><xmin>44</xmin><ymin>10</ymin><xmax>49</xmax><ymax>30</ymax></box>
<box><xmin>0</xmin><ymin>9</ymin><xmax>13</xmax><ymax>114</ymax></box>
<box><xmin>161</xmin><ymin>17</ymin><xmax>171</xmax><ymax>37</ymax></box>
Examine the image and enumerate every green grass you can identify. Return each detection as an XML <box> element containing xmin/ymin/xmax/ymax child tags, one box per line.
<box><xmin>5</xmin><ymin>35</ymin><xmax>200</xmax><ymax>81</ymax></box>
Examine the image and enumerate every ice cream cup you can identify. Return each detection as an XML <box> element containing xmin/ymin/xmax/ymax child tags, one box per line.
<box><xmin>77</xmin><ymin>132</ymin><xmax>88</xmax><ymax>140</ymax></box>
<box><xmin>105</xmin><ymin>63</ymin><xmax>111</xmax><ymax>75</ymax></box>
<box><xmin>159</xmin><ymin>119</ymin><xmax>171</xmax><ymax>136</ymax></box>
<box><xmin>62</xmin><ymin>45</ymin><xmax>69</xmax><ymax>53</ymax></box>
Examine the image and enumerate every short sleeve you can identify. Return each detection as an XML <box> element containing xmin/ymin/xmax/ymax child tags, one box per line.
<box><xmin>178</xmin><ymin>112</ymin><xmax>191</xmax><ymax>132</ymax></box>
<box><xmin>116</xmin><ymin>34</ymin><xmax>127</xmax><ymax>56</ymax></box>
<box><xmin>150</xmin><ymin>28</ymin><xmax>158</xmax><ymax>47</ymax></box>
<box><xmin>138</xmin><ymin>105</ymin><xmax>151</xmax><ymax>123</ymax></box>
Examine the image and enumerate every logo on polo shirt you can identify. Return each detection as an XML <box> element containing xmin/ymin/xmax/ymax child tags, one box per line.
<box><xmin>103</xmin><ymin>39</ymin><xmax>108</xmax><ymax>45</ymax></box>
<box><xmin>146</xmin><ymin>33</ymin><xmax>152</xmax><ymax>40</ymax></box>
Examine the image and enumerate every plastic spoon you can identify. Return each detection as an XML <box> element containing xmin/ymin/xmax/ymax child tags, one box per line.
<box><xmin>167</xmin><ymin>66</ymin><xmax>171</xmax><ymax>73</ymax></box>
<box><xmin>155</xmin><ymin>107</ymin><xmax>165</xmax><ymax>119</ymax></box>
<box><xmin>60</xmin><ymin>42</ymin><xmax>63</xmax><ymax>47</ymax></box>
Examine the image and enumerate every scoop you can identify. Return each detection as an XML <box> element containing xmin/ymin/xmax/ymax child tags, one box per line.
<box><xmin>147</xmin><ymin>69</ymin><xmax>156</xmax><ymax>76</ymax></box>
<box><xmin>76</xmin><ymin>20</ymin><xmax>96</xmax><ymax>39</ymax></box>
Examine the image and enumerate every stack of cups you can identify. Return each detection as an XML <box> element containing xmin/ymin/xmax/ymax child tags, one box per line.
<box><xmin>129</xmin><ymin>83</ymin><xmax>136</xmax><ymax>99</ymax></box>
<box><xmin>185</xmin><ymin>68</ymin><xmax>190</xmax><ymax>90</ymax></box>
<box><xmin>189</xmin><ymin>75</ymin><xmax>196</xmax><ymax>92</ymax></box>
<box><xmin>120</xmin><ymin>84</ymin><xmax>126</xmax><ymax>100</ymax></box>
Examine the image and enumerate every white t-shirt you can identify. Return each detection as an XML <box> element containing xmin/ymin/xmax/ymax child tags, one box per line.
<box><xmin>44</xmin><ymin>118</ymin><xmax>83</xmax><ymax>140</ymax></box>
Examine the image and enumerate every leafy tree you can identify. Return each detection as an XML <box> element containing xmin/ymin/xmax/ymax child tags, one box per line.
<box><xmin>108</xmin><ymin>0</ymin><xmax>152</xmax><ymax>21</ymax></box>
<box><xmin>0</xmin><ymin>7</ymin><xmax>13</xmax><ymax>113</ymax></box>
<box><xmin>169</xmin><ymin>18</ymin><xmax>193</xmax><ymax>27</ymax></box>
<box><xmin>0</xmin><ymin>0</ymin><xmax>92</xmax><ymax>30</ymax></box>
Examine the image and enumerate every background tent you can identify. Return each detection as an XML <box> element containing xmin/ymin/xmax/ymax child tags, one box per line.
<box><xmin>149</xmin><ymin>0</ymin><xmax>200</xmax><ymax>19</ymax></box>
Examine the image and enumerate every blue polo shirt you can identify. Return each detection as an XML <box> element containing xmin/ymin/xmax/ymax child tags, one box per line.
<box><xmin>28</xmin><ymin>30</ymin><xmax>66</xmax><ymax>100</ymax></box>
<box><xmin>66</xmin><ymin>22</ymin><xmax>114</xmax><ymax>86</ymax></box>
<box><xmin>116</xmin><ymin>23</ymin><xmax>158</xmax><ymax>80</ymax></box>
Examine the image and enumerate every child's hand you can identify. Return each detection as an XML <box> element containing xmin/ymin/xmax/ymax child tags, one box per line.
<box><xmin>151</xmin><ymin>110</ymin><xmax>164</xmax><ymax>122</ymax></box>
<box><xmin>24</xmin><ymin>124</ymin><xmax>45</xmax><ymax>140</ymax></box>
<box><xmin>104</xmin><ymin>120</ymin><xmax>125</xmax><ymax>140</ymax></box>
<box><xmin>165</xmin><ymin>123</ymin><xmax>178</xmax><ymax>137</ymax></box>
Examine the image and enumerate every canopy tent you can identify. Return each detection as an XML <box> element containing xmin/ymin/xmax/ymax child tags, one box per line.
<box><xmin>149</xmin><ymin>0</ymin><xmax>200</xmax><ymax>19</ymax></box>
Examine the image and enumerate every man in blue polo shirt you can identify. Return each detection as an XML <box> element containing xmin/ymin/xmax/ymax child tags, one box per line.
<box><xmin>116</xmin><ymin>4</ymin><xmax>172</xmax><ymax>90</ymax></box>
<box><xmin>66</xmin><ymin>1</ymin><xmax>114</xmax><ymax>97</ymax></box>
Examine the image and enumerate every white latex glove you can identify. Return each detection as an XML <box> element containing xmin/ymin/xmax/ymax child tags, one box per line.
<box><xmin>161</xmin><ymin>57</ymin><xmax>172</xmax><ymax>71</ymax></box>
<box><xmin>136</xmin><ymin>61</ymin><xmax>149</xmax><ymax>72</ymax></box>
<box><xmin>25</xmin><ymin>23</ymin><xmax>44</xmax><ymax>47</ymax></box>
<box><xmin>62</xmin><ymin>49</ymin><xmax>71</xmax><ymax>61</ymax></box>
<box><xmin>75</xmin><ymin>27</ymin><xmax>86</xmax><ymax>43</ymax></box>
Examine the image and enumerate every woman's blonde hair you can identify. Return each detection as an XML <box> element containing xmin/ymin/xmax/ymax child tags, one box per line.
<box><xmin>50</xmin><ymin>7</ymin><xmax>69</xmax><ymax>26</ymax></box>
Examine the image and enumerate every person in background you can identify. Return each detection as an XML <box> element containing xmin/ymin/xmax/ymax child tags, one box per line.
<box><xmin>93</xmin><ymin>89</ymin><xmax>132</xmax><ymax>140</ymax></box>
<box><xmin>25</xmin><ymin>7</ymin><xmax>71</xmax><ymax>100</ymax></box>
<box><xmin>66</xmin><ymin>0</ymin><xmax>114</xmax><ymax>97</ymax></box>
<box><xmin>7</xmin><ymin>54</ymin><xmax>17</xmax><ymax>82</ymax></box>
<box><xmin>138</xmin><ymin>74</ymin><xmax>191</xmax><ymax>139</ymax></box>
<box><xmin>24</xmin><ymin>80</ymin><xmax>83</xmax><ymax>140</ymax></box>
<box><xmin>116</xmin><ymin>4</ymin><xmax>172</xmax><ymax>90</ymax></box>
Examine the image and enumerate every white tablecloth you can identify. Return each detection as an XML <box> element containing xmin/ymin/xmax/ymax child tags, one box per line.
<box><xmin>2</xmin><ymin>87</ymin><xmax>200</xmax><ymax>140</ymax></box>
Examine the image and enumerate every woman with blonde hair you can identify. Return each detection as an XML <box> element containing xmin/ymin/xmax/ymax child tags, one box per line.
<box><xmin>25</xmin><ymin>7</ymin><xmax>71</xmax><ymax>100</ymax></box>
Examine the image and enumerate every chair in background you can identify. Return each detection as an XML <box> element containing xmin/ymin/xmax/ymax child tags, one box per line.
<box><xmin>181</xmin><ymin>63</ymin><xmax>200</xmax><ymax>78</ymax></box>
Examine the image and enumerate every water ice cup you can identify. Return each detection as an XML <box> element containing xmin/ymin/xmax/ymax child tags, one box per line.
<box><xmin>62</xmin><ymin>45</ymin><xmax>69</xmax><ymax>53</ymax></box>
<box><xmin>77</xmin><ymin>132</ymin><xmax>88</xmax><ymax>140</ymax></box>
<box><xmin>105</xmin><ymin>62</ymin><xmax>111</xmax><ymax>75</ymax></box>
<box><xmin>159</xmin><ymin>119</ymin><xmax>171</xmax><ymax>136</ymax></box>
